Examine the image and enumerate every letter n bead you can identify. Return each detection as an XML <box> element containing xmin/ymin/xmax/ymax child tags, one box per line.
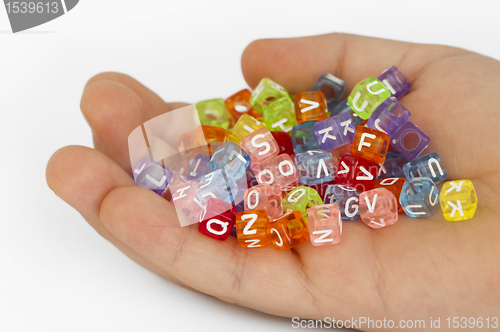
<box><xmin>359</xmin><ymin>188</ymin><xmax>399</xmax><ymax>229</ymax></box>
<box><xmin>439</xmin><ymin>180</ymin><xmax>477</xmax><ymax>221</ymax></box>
<box><xmin>399</xmin><ymin>177</ymin><xmax>439</xmax><ymax>217</ymax></box>
<box><xmin>198</xmin><ymin>198</ymin><xmax>236</xmax><ymax>240</ymax></box>
<box><xmin>240</xmin><ymin>127</ymin><xmax>279</xmax><ymax>163</ymax></box>
<box><xmin>236</xmin><ymin>210</ymin><xmax>271</xmax><ymax>248</ymax></box>
<box><xmin>267</xmin><ymin>211</ymin><xmax>309</xmax><ymax>250</ymax></box>
<box><xmin>307</xmin><ymin>204</ymin><xmax>342</xmax><ymax>246</ymax></box>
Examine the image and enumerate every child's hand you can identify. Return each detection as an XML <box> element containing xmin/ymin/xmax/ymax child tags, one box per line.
<box><xmin>46</xmin><ymin>33</ymin><xmax>500</xmax><ymax>324</ymax></box>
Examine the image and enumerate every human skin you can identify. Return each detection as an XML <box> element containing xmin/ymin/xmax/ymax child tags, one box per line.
<box><xmin>46</xmin><ymin>33</ymin><xmax>500</xmax><ymax>331</ymax></box>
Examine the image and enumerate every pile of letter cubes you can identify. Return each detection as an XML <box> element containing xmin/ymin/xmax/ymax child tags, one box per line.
<box><xmin>131</xmin><ymin>67</ymin><xmax>478</xmax><ymax>250</ymax></box>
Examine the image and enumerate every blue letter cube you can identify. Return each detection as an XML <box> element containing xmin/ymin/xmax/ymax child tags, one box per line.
<box><xmin>402</xmin><ymin>152</ymin><xmax>447</xmax><ymax>184</ymax></box>
<box><xmin>295</xmin><ymin>150</ymin><xmax>335</xmax><ymax>185</ymax></box>
<box><xmin>399</xmin><ymin>177</ymin><xmax>439</xmax><ymax>217</ymax></box>
<box><xmin>323</xmin><ymin>184</ymin><xmax>361</xmax><ymax>221</ymax></box>
<box><xmin>291</xmin><ymin>121</ymin><xmax>320</xmax><ymax>154</ymax></box>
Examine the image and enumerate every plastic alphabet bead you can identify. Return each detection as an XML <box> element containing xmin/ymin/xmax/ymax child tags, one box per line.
<box><xmin>225</xmin><ymin>89</ymin><xmax>261</xmax><ymax>121</ymax></box>
<box><xmin>311</xmin><ymin>72</ymin><xmax>346</xmax><ymax>112</ymax></box>
<box><xmin>256</xmin><ymin>154</ymin><xmax>298</xmax><ymax>188</ymax></box>
<box><xmin>196</xmin><ymin>169</ymin><xmax>235</xmax><ymax>205</ymax></box>
<box><xmin>294</xmin><ymin>92</ymin><xmax>328</xmax><ymax>124</ymax></box>
<box><xmin>244</xmin><ymin>184</ymin><xmax>283</xmax><ymax>219</ymax></box>
<box><xmin>198</xmin><ymin>198</ymin><xmax>236</xmax><ymax>240</ymax></box>
<box><xmin>439</xmin><ymin>180</ymin><xmax>477</xmax><ymax>221</ymax></box>
<box><xmin>210</xmin><ymin>142</ymin><xmax>250</xmax><ymax>180</ymax></box>
<box><xmin>366</xmin><ymin>97</ymin><xmax>411</xmax><ymax>137</ymax></box>
<box><xmin>307</xmin><ymin>204</ymin><xmax>342</xmax><ymax>246</ymax></box>
<box><xmin>373</xmin><ymin>177</ymin><xmax>406</xmax><ymax>213</ymax></box>
<box><xmin>334</xmin><ymin>154</ymin><xmax>379</xmax><ymax>192</ymax></box>
<box><xmin>377</xmin><ymin>150</ymin><xmax>407</xmax><ymax>179</ymax></box>
<box><xmin>351</xmin><ymin>126</ymin><xmax>390</xmax><ymax>164</ymax></box>
<box><xmin>402</xmin><ymin>152</ymin><xmax>447</xmax><ymax>184</ymax></box>
<box><xmin>263</xmin><ymin>96</ymin><xmax>297</xmax><ymax>134</ymax></box>
<box><xmin>281</xmin><ymin>186</ymin><xmax>323</xmax><ymax>223</ymax></box>
<box><xmin>291</xmin><ymin>121</ymin><xmax>321</xmax><ymax>154</ymax></box>
<box><xmin>347</xmin><ymin>77</ymin><xmax>391</xmax><ymax>120</ymax></box>
<box><xmin>331</xmin><ymin>100</ymin><xmax>364</xmax><ymax>127</ymax></box>
<box><xmin>390</xmin><ymin>121</ymin><xmax>430</xmax><ymax>160</ymax></box>
<box><xmin>186</xmin><ymin>154</ymin><xmax>212</xmax><ymax>181</ymax></box>
<box><xmin>228</xmin><ymin>114</ymin><xmax>265</xmax><ymax>145</ymax></box>
<box><xmin>167</xmin><ymin>181</ymin><xmax>204</xmax><ymax>225</ymax></box>
<box><xmin>195</xmin><ymin>125</ymin><xmax>228</xmax><ymax>155</ymax></box>
<box><xmin>378</xmin><ymin>66</ymin><xmax>410</xmax><ymax>99</ymax></box>
<box><xmin>267</xmin><ymin>211</ymin><xmax>309</xmax><ymax>250</ymax></box>
<box><xmin>196</xmin><ymin>98</ymin><xmax>230</xmax><ymax>130</ymax></box>
<box><xmin>359</xmin><ymin>188</ymin><xmax>399</xmax><ymax>229</ymax></box>
<box><xmin>133</xmin><ymin>158</ymin><xmax>173</xmax><ymax>195</ymax></box>
<box><xmin>313</xmin><ymin>112</ymin><xmax>356</xmax><ymax>150</ymax></box>
<box><xmin>271</xmin><ymin>131</ymin><xmax>294</xmax><ymax>156</ymax></box>
<box><xmin>295</xmin><ymin>150</ymin><xmax>335</xmax><ymax>185</ymax></box>
<box><xmin>323</xmin><ymin>184</ymin><xmax>360</xmax><ymax>221</ymax></box>
<box><xmin>399</xmin><ymin>177</ymin><xmax>439</xmax><ymax>217</ymax></box>
<box><xmin>235</xmin><ymin>210</ymin><xmax>271</xmax><ymax>248</ymax></box>
<box><xmin>250</xmin><ymin>78</ymin><xmax>289</xmax><ymax>114</ymax></box>
<box><xmin>240</xmin><ymin>127</ymin><xmax>280</xmax><ymax>163</ymax></box>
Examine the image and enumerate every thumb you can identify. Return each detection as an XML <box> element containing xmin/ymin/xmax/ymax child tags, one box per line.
<box><xmin>241</xmin><ymin>33</ymin><xmax>464</xmax><ymax>94</ymax></box>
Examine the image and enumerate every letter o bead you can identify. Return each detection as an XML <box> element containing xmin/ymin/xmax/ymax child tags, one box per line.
<box><xmin>439</xmin><ymin>180</ymin><xmax>477</xmax><ymax>221</ymax></box>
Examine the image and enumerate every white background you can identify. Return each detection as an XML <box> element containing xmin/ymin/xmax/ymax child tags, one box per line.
<box><xmin>1</xmin><ymin>1</ymin><xmax>499</xmax><ymax>331</ymax></box>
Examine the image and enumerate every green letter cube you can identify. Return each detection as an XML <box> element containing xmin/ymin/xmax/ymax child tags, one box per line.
<box><xmin>250</xmin><ymin>78</ymin><xmax>289</xmax><ymax>114</ymax></box>
<box><xmin>196</xmin><ymin>98</ymin><xmax>230</xmax><ymax>129</ymax></box>
<box><xmin>347</xmin><ymin>77</ymin><xmax>391</xmax><ymax>120</ymax></box>
<box><xmin>263</xmin><ymin>96</ymin><xmax>297</xmax><ymax>134</ymax></box>
<box><xmin>282</xmin><ymin>186</ymin><xmax>323</xmax><ymax>223</ymax></box>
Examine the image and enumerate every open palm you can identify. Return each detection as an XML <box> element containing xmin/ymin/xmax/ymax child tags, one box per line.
<box><xmin>46</xmin><ymin>33</ymin><xmax>500</xmax><ymax>329</ymax></box>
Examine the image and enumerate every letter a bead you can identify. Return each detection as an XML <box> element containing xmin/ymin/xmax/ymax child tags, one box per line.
<box><xmin>307</xmin><ymin>204</ymin><xmax>342</xmax><ymax>246</ymax></box>
<box><xmin>351</xmin><ymin>126</ymin><xmax>390</xmax><ymax>164</ymax></box>
<box><xmin>359</xmin><ymin>188</ymin><xmax>399</xmax><ymax>229</ymax></box>
<box><xmin>439</xmin><ymin>180</ymin><xmax>477</xmax><ymax>221</ymax></box>
<box><xmin>267</xmin><ymin>211</ymin><xmax>309</xmax><ymax>250</ymax></box>
<box><xmin>294</xmin><ymin>91</ymin><xmax>328</xmax><ymax>123</ymax></box>
<box><xmin>198</xmin><ymin>198</ymin><xmax>236</xmax><ymax>240</ymax></box>
<box><xmin>347</xmin><ymin>77</ymin><xmax>391</xmax><ymax>120</ymax></box>
<box><xmin>235</xmin><ymin>210</ymin><xmax>271</xmax><ymax>248</ymax></box>
<box><xmin>240</xmin><ymin>127</ymin><xmax>279</xmax><ymax>163</ymax></box>
<box><xmin>334</xmin><ymin>154</ymin><xmax>379</xmax><ymax>192</ymax></box>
